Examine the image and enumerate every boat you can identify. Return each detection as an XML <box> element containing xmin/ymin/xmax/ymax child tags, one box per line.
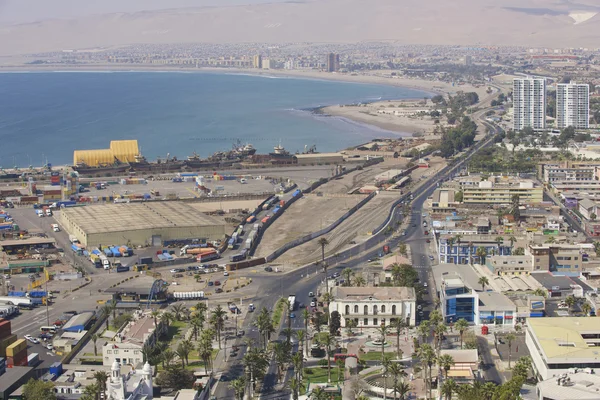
<box><xmin>72</xmin><ymin>157</ymin><xmax>130</xmax><ymax>176</ymax></box>
<box><xmin>128</xmin><ymin>153</ymin><xmax>187</xmax><ymax>173</ymax></box>
<box><xmin>267</xmin><ymin>142</ymin><xmax>296</xmax><ymax>164</ymax></box>
<box><xmin>184</xmin><ymin>152</ymin><xmax>235</xmax><ymax>170</ymax></box>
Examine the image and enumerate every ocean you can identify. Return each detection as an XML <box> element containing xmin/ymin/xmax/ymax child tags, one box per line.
<box><xmin>0</xmin><ymin>71</ymin><xmax>428</xmax><ymax>167</ymax></box>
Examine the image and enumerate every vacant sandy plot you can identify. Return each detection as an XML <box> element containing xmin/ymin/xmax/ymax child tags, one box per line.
<box><xmin>275</xmin><ymin>191</ymin><xmax>398</xmax><ymax>264</ymax></box>
<box><xmin>254</xmin><ymin>194</ymin><xmax>366</xmax><ymax>258</ymax></box>
<box><xmin>188</xmin><ymin>199</ymin><xmax>263</xmax><ymax>213</ymax></box>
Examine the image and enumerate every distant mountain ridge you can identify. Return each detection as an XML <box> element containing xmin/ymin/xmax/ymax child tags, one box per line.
<box><xmin>0</xmin><ymin>0</ymin><xmax>599</xmax><ymax>55</ymax></box>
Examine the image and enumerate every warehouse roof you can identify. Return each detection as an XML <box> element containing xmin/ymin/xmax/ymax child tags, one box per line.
<box><xmin>62</xmin><ymin>312</ymin><xmax>95</xmax><ymax>332</ymax></box>
<box><xmin>294</xmin><ymin>153</ymin><xmax>343</xmax><ymax>159</ymax></box>
<box><xmin>0</xmin><ymin>237</ymin><xmax>56</xmax><ymax>247</ymax></box>
<box><xmin>62</xmin><ymin>202</ymin><xmax>224</xmax><ymax>234</ymax></box>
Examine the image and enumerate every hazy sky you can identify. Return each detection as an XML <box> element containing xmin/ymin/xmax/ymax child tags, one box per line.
<box><xmin>0</xmin><ymin>0</ymin><xmax>298</xmax><ymax>23</ymax></box>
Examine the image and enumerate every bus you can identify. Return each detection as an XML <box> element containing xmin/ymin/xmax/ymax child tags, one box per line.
<box><xmin>40</xmin><ymin>326</ymin><xmax>57</xmax><ymax>334</ymax></box>
<box><xmin>333</xmin><ymin>353</ymin><xmax>358</xmax><ymax>362</ymax></box>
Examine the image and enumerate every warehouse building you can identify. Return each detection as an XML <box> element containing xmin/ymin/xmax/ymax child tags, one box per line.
<box><xmin>59</xmin><ymin>202</ymin><xmax>226</xmax><ymax>247</ymax></box>
<box><xmin>73</xmin><ymin>140</ymin><xmax>139</xmax><ymax>167</ymax></box>
<box><xmin>294</xmin><ymin>153</ymin><xmax>344</xmax><ymax>165</ymax></box>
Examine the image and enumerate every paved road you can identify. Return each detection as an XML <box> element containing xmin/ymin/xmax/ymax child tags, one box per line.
<box><xmin>543</xmin><ymin>189</ymin><xmax>591</xmax><ymax>240</ymax></box>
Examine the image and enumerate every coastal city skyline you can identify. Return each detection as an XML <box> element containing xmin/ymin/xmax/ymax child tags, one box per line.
<box><xmin>2</xmin><ymin>1</ymin><xmax>600</xmax><ymax>400</ymax></box>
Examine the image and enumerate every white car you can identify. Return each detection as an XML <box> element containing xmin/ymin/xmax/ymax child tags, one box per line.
<box><xmin>223</xmin><ymin>272</ymin><xmax>229</xmax><ymax>276</ymax></box>
<box><xmin>170</xmin><ymin>269</ymin><xmax>179</xmax><ymax>273</ymax></box>
<box><xmin>423</xmin><ymin>282</ymin><xmax>428</xmax><ymax>287</ymax></box>
<box><xmin>46</xmin><ymin>344</ymin><xmax>53</xmax><ymax>350</ymax></box>
<box><xmin>24</xmin><ymin>335</ymin><xmax>32</xmax><ymax>341</ymax></box>
<box><xmin>558</xmin><ymin>303</ymin><xmax>569</xmax><ymax>309</ymax></box>
<box><xmin>310</xmin><ymin>301</ymin><xmax>316</xmax><ymax>307</ymax></box>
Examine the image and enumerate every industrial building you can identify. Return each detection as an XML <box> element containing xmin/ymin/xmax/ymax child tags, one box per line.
<box><xmin>73</xmin><ymin>140</ymin><xmax>139</xmax><ymax>167</ymax></box>
<box><xmin>294</xmin><ymin>153</ymin><xmax>344</xmax><ymax>165</ymax></box>
<box><xmin>59</xmin><ymin>202</ymin><xmax>226</xmax><ymax>247</ymax></box>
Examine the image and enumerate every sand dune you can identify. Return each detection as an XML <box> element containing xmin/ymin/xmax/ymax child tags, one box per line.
<box><xmin>0</xmin><ymin>0</ymin><xmax>599</xmax><ymax>55</ymax></box>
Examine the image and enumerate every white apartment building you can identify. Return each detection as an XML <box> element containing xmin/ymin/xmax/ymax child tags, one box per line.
<box><xmin>557</xmin><ymin>82</ymin><xmax>589</xmax><ymax>129</ymax></box>
<box><xmin>329</xmin><ymin>286</ymin><xmax>416</xmax><ymax>328</ymax></box>
<box><xmin>526</xmin><ymin>317</ymin><xmax>600</xmax><ymax>381</ymax></box>
<box><xmin>102</xmin><ymin>311</ymin><xmax>165</xmax><ymax>368</ymax></box>
<box><xmin>513</xmin><ymin>78</ymin><xmax>546</xmax><ymax>130</ymax></box>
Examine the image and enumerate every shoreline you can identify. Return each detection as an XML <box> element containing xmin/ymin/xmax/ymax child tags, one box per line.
<box><xmin>0</xmin><ymin>64</ymin><xmax>480</xmax><ymax>167</ymax></box>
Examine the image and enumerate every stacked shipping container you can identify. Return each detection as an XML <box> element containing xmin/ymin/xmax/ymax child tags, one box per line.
<box><xmin>6</xmin><ymin>339</ymin><xmax>27</xmax><ymax>367</ymax></box>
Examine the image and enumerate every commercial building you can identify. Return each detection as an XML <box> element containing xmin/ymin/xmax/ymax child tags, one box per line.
<box><xmin>579</xmin><ymin>198</ymin><xmax>597</xmax><ymax>221</ymax></box>
<box><xmin>513</xmin><ymin>78</ymin><xmax>546</xmax><ymax>130</ymax></box>
<box><xmin>526</xmin><ymin>317</ymin><xmax>600</xmax><ymax>380</ymax></box>
<box><xmin>461</xmin><ymin>177</ymin><xmax>543</xmax><ymax>205</ymax></box>
<box><xmin>60</xmin><ymin>202</ymin><xmax>226</xmax><ymax>248</ymax></box>
<box><xmin>438</xmin><ymin>235</ymin><xmax>511</xmax><ymax>264</ymax></box>
<box><xmin>329</xmin><ymin>286</ymin><xmax>416</xmax><ymax>328</ymax></box>
<box><xmin>477</xmin><ymin>292</ymin><xmax>516</xmax><ymax>327</ymax></box>
<box><xmin>73</xmin><ymin>140</ymin><xmax>139</xmax><ymax>167</ymax></box>
<box><xmin>431</xmin><ymin>188</ymin><xmax>458</xmax><ymax>211</ymax></box>
<box><xmin>439</xmin><ymin>349</ymin><xmax>479</xmax><ymax>383</ymax></box>
<box><xmin>536</xmin><ymin>370</ymin><xmax>600</xmax><ymax>400</ymax></box>
<box><xmin>541</xmin><ymin>162</ymin><xmax>596</xmax><ymax>184</ymax></box>
<box><xmin>102</xmin><ymin>311</ymin><xmax>166</xmax><ymax>367</ymax></box>
<box><xmin>556</xmin><ymin>82</ymin><xmax>589</xmax><ymax>129</ymax></box>
<box><xmin>529</xmin><ymin>244</ymin><xmax>584</xmax><ymax>276</ymax></box>
<box><xmin>439</xmin><ymin>275</ymin><xmax>478</xmax><ymax>324</ymax></box>
<box><xmin>326</xmin><ymin>53</ymin><xmax>339</xmax><ymax>72</ymax></box>
<box><xmin>530</xmin><ymin>272</ymin><xmax>582</xmax><ymax>298</ymax></box>
<box><xmin>487</xmin><ymin>255</ymin><xmax>533</xmax><ymax>276</ymax></box>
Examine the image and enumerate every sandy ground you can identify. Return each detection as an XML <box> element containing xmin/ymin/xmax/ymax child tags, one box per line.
<box><xmin>276</xmin><ymin>191</ymin><xmax>398</xmax><ymax>264</ymax></box>
<box><xmin>254</xmin><ymin>194</ymin><xmax>365</xmax><ymax>258</ymax></box>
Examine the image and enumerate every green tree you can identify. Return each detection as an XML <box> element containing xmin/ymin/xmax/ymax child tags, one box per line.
<box><xmin>388</xmin><ymin>362</ymin><xmax>407</xmax><ymax>400</ymax></box>
<box><xmin>342</xmin><ymin>268</ymin><xmax>353</xmax><ymax>286</ymax></box>
<box><xmin>171</xmin><ymin>303</ymin><xmax>188</xmax><ymax>321</ymax></box>
<box><xmin>478</xmin><ymin>276</ymin><xmax>490</xmax><ymax>292</ymax></box>
<box><xmin>454</xmin><ymin>318</ymin><xmax>470</xmax><ymax>349</ymax></box>
<box><xmin>22</xmin><ymin>379</ymin><xmax>56</xmax><ymax>400</ymax></box>
<box><xmin>162</xmin><ymin>348</ymin><xmax>175</xmax><ymax>369</ymax></box>
<box><xmin>329</xmin><ymin>310</ymin><xmax>341</xmax><ymax>336</ymax></box>
<box><xmin>565</xmin><ymin>295</ymin><xmax>576</xmax><ymax>315</ymax></box>
<box><xmin>533</xmin><ymin>288</ymin><xmax>546</xmax><ymax>298</ymax></box>
<box><xmin>210</xmin><ymin>305</ymin><xmax>227</xmax><ymax>349</ymax></box>
<box><xmin>353</xmin><ymin>275</ymin><xmax>366</xmax><ymax>287</ymax></box>
<box><xmin>438</xmin><ymin>354</ymin><xmax>455</xmax><ymax>378</ymax></box>
<box><xmin>455</xmin><ymin>190</ymin><xmax>463</xmax><ymax>203</ymax></box>
<box><xmin>506</xmin><ymin>333</ymin><xmax>516</xmax><ymax>368</ymax></box>
<box><xmin>229</xmin><ymin>377</ymin><xmax>246</xmax><ymax>400</ymax></box>
<box><xmin>273</xmin><ymin>342</ymin><xmax>291</xmax><ymax>382</ymax></box>
<box><xmin>398</xmin><ymin>242</ymin><xmax>408</xmax><ymax>256</ymax></box>
<box><xmin>418</xmin><ymin>344</ymin><xmax>436</xmax><ymax>399</ymax></box>
<box><xmin>93</xmin><ymin>371</ymin><xmax>109</xmax><ymax>396</ymax></box>
<box><xmin>376</xmin><ymin>324</ymin><xmax>390</xmax><ymax>359</ymax></box>
<box><xmin>318</xmin><ymin>237</ymin><xmax>330</xmax><ymax>299</ymax></box>
<box><xmin>390</xmin><ymin>318</ymin><xmax>407</xmax><ymax>360</ymax></box>
<box><xmin>582</xmin><ymin>302</ymin><xmax>592</xmax><ymax>316</ymax></box>
<box><xmin>91</xmin><ymin>333</ymin><xmax>99</xmax><ymax>356</ymax></box>
<box><xmin>156</xmin><ymin>365</ymin><xmax>195</xmax><ymax>390</ymax></box>
<box><xmin>441</xmin><ymin>378</ymin><xmax>458</xmax><ymax>400</ymax></box>
<box><xmin>316</xmin><ymin>332</ymin><xmax>336</xmax><ymax>383</ymax></box>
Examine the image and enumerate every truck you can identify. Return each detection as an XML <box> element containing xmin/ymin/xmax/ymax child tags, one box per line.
<box><xmin>99</xmin><ymin>255</ymin><xmax>110</xmax><ymax>270</ymax></box>
<box><xmin>246</xmin><ymin>215</ymin><xmax>256</xmax><ymax>224</ymax></box>
<box><xmin>0</xmin><ymin>305</ymin><xmax>19</xmax><ymax>317</ymax></box>
<box><xmin>287</xmin><ymin>295</ymin><xmax>296</xmax><ymax>312</ymax></box>
<box><xmin>0</xmin><ymin>296</ymin><xmax>33</xmax><ymax>308</ymax></box>
<box><xmin>197</xmin><ymin>250</ymin><xmax>220</xmax><ymax>262</ymax></box>
<box><xmin>51</xmin><ymin>224</ymin><xmax>60</xmax><ymax>232</ymax></box>
<box><xmin>45</xmin><ymin>208</ymin><xmax>52</xmax><ymax>216</ymax></box>
<box><xmin>71</xmin><ymin>244</ymin><xmax>83</xmax><ymax>256</ymax></box>
<box><xmin>116</xmin><ymin>265</ymin><xmax>130</xmax><ymax>273</ymax></box>
<box><xmin>69</xmin><ymin>235</ymin><xmax>79</xmax><ymax>244</ymax></box>
<box><xmin>35</xmin><ymin>210</ymin><xmax>44</xmax><ymax>218</ymax></box>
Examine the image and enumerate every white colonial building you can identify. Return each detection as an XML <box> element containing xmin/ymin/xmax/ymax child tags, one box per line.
<box><xmin>106</xmin><ymin>360</ymin><xmax>153</xmax><ymax>400</ymax></box>
<box><xmin>329</xmin><ymin>286</ymin><xmax>416</xmax><ymax>328</ymax></box>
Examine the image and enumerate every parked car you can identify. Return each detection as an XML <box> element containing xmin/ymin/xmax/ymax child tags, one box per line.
<box><xmin>215</xmin><ymin>281</ymin><xmax>221</xmax><ymax>286</ymax></box>
<box><xmin>208</xmin><ymin>281</ymin><xmax>214</xmax><ymax>286</ymax></box>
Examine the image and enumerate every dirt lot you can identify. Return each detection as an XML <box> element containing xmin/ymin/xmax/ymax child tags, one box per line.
<box><xmin>275</xmin><ymin>191</ymin><xmax>398</xmax><ymax>263</ymax></box>
<box><xmin>254</xmin><ymin>194</ymin><xmax>366</xmax><ymax>258</ymax></box>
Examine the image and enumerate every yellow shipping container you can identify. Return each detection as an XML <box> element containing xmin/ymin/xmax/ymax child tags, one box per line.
<box><xmin>73</xmin><ymin>140</ymin><xmax>140</xmax><ymax>167</ymax></box>
<box><xmin>6</xmin><ymin>339</ymin><xmax>26</xmax><ymax>357</ymax></box>
<box><xmin>0</xmin><ymin>334</ymin><xmax>17</xmax><ymax>356</ymax></box>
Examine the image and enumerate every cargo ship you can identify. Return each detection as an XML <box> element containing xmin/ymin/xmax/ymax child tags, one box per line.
<box><xmin>128</xmin><ymin>153</ymin><xmax>187</xmax><ymax>173</ymax></box>
<box><xmin>72</xmin><ymin>158</ymin><xmax>131</xmax><ymax>176</ymax></box>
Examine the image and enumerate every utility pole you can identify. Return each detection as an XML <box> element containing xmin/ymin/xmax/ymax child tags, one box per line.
<box><xmin>45</xmin><ymin>278</ymin><xmax>49</xmax><ymax>326</ymax></box>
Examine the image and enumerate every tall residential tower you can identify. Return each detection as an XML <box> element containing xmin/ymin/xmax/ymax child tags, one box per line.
<box><xmin>513</xmin><ymin>78</ymin><xmax>546</xmax><ymax>131</ymax></box>
<box><xmin>326</xmin><ymin>53</ymin><xmax>339</xmax><ymax>72</ymax></box>
<box><xmin>556</xmin><ymin>82</ymin><xmax>589</xmax><ymax>129</ymax></box>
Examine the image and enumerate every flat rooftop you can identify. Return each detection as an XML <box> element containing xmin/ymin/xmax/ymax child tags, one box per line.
<box><xmin>537</xmin><ymin>372</ymin><xmax>600</xmax><ymax>400</ymax></box>
<box><xmin>434</xmin><ymin>263</ymin><xmax>482</xmax><ymax>292</ymax></box>
<box><xmin>122</xmin><ymin>316</ymin><xmax>156</xmax><ymax>343</ymax></box>
<box><xmin>62</xmin><ymin>202</ymin><xmax>224</xmax><ymax>234</ymax></box>
<box><xmin>332</xmin><ymin>286</ymin><xmax>416</xmax><ymax>301</ymax></box>
<box><xmin>0</xmin><ymin>237</ymin><xmax>56</xmax><ymax>247</ymax></box>
<box><xmin>528</xmin><ymin>317</ymin><xmax>600</xmax><ymax>360</ymax></box>
<box><xmin>530</xmin><ymin>273</ymin><xmax>576</xmax><ymax>290</ymax></box>
<box><xmin>479</xmin><ymin>292</ymin><xmax>517</xmax><ymax>312</ymax></box>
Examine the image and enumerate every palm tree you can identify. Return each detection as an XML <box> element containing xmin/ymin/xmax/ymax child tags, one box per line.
<box><xmin>545</xmin><ymin>235</ymin><xmax>556</xmax><ymax>244</ymax></box>
<box><xmin>101</xmin><ymin>304</ymin><xmax>112</xmax><ymax>330</ymax></box>
<box><xmin>172</xmin><ymin>304</ymin><xmax>187</xmax><ymax>321</ymax></box>
<box><xmin>394</xmin><ymin>381</ymin><xmax>411</xmax><ymax>400</ymax></box>
<box><xmin>441</xmin><ymin>378</ymin><xmax>458</xmax><ymax>400</ymax></box>
<box><xmin>91</xmin><ymin>333</ymin><xmax>99</xmax><ymax>356</ymax></box>
<box><xmin>162</xmin><ymin>348</ymin><xmax>175</xmax><ymax>368</ymax></box>
<box><xmin>273</xmin><ymin>342</ymin><xmax>290</xmax><ymax>382</ymax></box>
<box><xmin>176</xmin><ymin>339</ymin><xmax>194</xmax><ymax>367</ymax></box>
<box><xmin>317</xmin><ymin>332</ymin><xmax>336</xmax><ymax>383</ymax></box>
<box><xmin>509</xmin><ymin>235</ymin><xmax>517</xmax><ymax>252</ymax></box>
<box><xmin>476</xmin><ymin>246</ymin><xmax>487</xmax><ymax>264</ymax></box>
<box><xmin>417</xmin><ymin>320</ymin><xmax>430</xmax><ymax>345</ymax></box>
<box><xmin>434</xmin><ymin>323</ymin><xmax>447</xmax><ymax>353</ymax></box>
<box><xmin>418</xmin><ymin>344</ymin><xmax>436</xmax><ymax>400</ymax></box>
<box><xmin>302</xmin><ymin>308</ymin><xmax>310</xmax><ymax>355</ymax></box>
<box><xmin>478</xmin><ymin>276</ymin><xmax>490</xmax><ymax>292</ymax></box>
<box><xmin>336</xmin><ymin>358</ymin><xmax>345</xmax><ymax>383</ymax></box>
<box><xmin>390</xmin><ymin>319</ymin><xmax>407</xmax><ymax>360</ymax></box>
<box><xmin>376</xmin><ymin>324</ymin><xmax>390</xmax><ymax>359</ymax></box>
<box><xmin>391</xmin><ymin>263</ymin><xmax>402</xmax><ymax>285</ymax></box>
<box><xmin>454</xmin><ymin>318</ymin><xmax>469</xmax><ymax>349</ymax></box>
<box><xmin>229</xmin><ymin>377</ymin><xmax>246</xmax><ymax>400</ymax></box>
<box><xmin>495</xmin><ymin>236</ymin><xmax>504</xmax><ymax>255</ymax></box>
<box><xmin>288</xmin><ymin>377</ymin><xmax>300</xmax><ymax>400</ymax></box>
<box><xmin>190</xmin><ymin>316</ymin><xmax>204</xmax><ymax>341</ymax></box>
<box><xmin>93</xmin><ymin>370</ymin><xmax>109</xmax><ymax>396</ymax></box>
<box><xmin>210</xmin><ymin>305</ymin><xmax>227</xmax><ymax>349</ymax></box>
<box><xmin>565</xmin><ymin>295</ymin><xmax>576</xmax><ymax>315</ymax></box>
<box><xmin>481</xmin><ymin>381</ymin><xmax>497</xmax><ymax>400</ymax></box>
<box><xmin>382</xmin><ymin>356</ymin><xmax>391</xmax><ymax>400</ymax></box>
<box><xmin>438</xmin><ymin>354</ymin><xmax>455</xmax><ymax>378</ymax></box>
<box><xmin>151</xmin><ymin>310</ymin><xmax>161</xmax><ymax>330</ymax></box>
<box><xmin>582</xmin><ymin>302</ymin><xmax>592</xmax><ymax>316</ymax></box>
<box><xmin>533</xmin><ymin>288</ymin><xmax>546</xmax><ymax>298</ymax></box>
<box><xmin>388</xmin><ymin>362</ymin><xmax>407</xmax><ymax>400</ymax></box>
<box><xmin>318</xmin><ymin>237</ymin><xmax>330</xmax><ymax>299</ymax></box>
<box><xmin>353</xmin><ymin>275</ymin><xmax>366</xmax><ymax>287</ymax></box>
<box><xmin>342</xmin><ymin>268</ymin><xmax>353</xmax><ymax>286</ymax></box>
<box><xmin>506</xmin><ymin>333</ymin><xmax>516</xmax><ymax>368</ymax></box>
<box><xmin>296</xmin><ymin>329</ymin><xmax>305</xmax><ymax>359</ymax></box>
<box><xmin>160</xmin><ymin>311</ymin><xmax>175</xmax><ymax>328</ymax></box>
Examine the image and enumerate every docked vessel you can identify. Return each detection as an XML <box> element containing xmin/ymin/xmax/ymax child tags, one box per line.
<box><xmin>72</xmin><ymin>159</ymin><xmax>130</xmax><ymax>176</ymax></box>
<box><xmin>128</xmin><ymin>153</ymin><xmax>187</xmax><ymax>173</ymax></box>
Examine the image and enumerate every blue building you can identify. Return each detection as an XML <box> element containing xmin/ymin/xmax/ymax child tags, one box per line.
<box><xmin>440</xmin><ymin>276</ymin><xmax>478</xmax><ymax>324</ymax></box>
<box><xmin>438</xmin><ymin>234</ymin><xmax>511</xmax><ymax>264</ymax></box>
